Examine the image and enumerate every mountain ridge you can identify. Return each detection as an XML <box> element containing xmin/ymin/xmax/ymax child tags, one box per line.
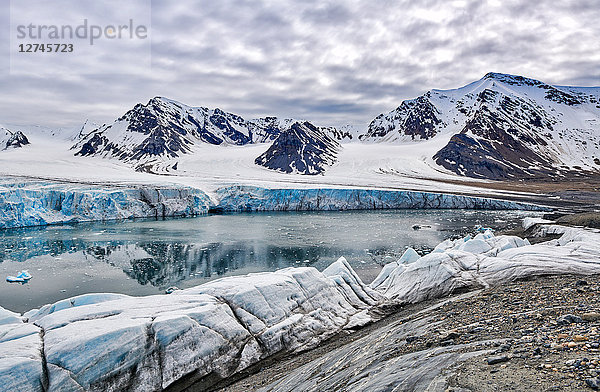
<box><xmin>361</xmin><ymin>72</ymin><xmax>600</xmax><ymax>179</ymax></box>
<box><xmin>7</xmin><ymin>72</ymin><xmax>598</xmax><ymax>181</ymax></box>
<box><xmin>0</xmin><ymin>126</ymin><xmax>30</xmax><ymax>150</ymax></box>
<box><xmin>72</xmin><ymin>96</ymin><xmax>349</xmax><ymax>173</ymax></box>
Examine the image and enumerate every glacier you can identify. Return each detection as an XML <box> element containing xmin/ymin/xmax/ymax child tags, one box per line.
<box><xmin>1</xmin><ymin>223</ymin><xmax>600</xmax><ymax>391</ymax></box>
<box><xmin>0</xmin><ymin>181</ymin><xmax>548</xmax><ymax>230</ymax></box>
<box><xmin>215</xmin><ymin>185</ymin><xmax>549</xmax><ymax>212</ymax></box>
<box><xmin>0</xmin><ymin>179</ymin><xmax>211</xmax><ymax>229</ymax></box>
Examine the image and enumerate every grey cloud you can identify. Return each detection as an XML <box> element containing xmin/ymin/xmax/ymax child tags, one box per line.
<box><xmin>0</xmin><ymin>0</ymin><xmax>599</xmax><ymax>129</ymax></box>
<box><xmin>302</xmin><ymin>3</ymin><xmax>353</xmax><ymax>25</ymax></box>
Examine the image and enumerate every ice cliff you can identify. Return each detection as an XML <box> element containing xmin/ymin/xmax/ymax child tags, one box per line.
<box><xmin>2</xmin><ymin>224</ymin><xmax>600</xmax><ymax>391</ymax></box>
<box><xmin>215</xmin><ymin>185</ymin><xmax>549</xmax><ymax>212</ymax></box>
<box><xmin>0</xmin><ymin>179</ymin><xmax>211</xmax><ymax>229</ymax></box>
<box><xmin>0</xmin><ymin>182</ymin><xmax>547</xmax><ymax>230</ymax></box>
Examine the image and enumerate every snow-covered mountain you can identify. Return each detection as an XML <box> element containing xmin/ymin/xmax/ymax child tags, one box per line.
<box><xmin>0</xmin><ymin>126</ymin><xmax>30</xmax><ymax>150</ymax></box>
<box><xmin>361</xmin><ymin>73</ymin><xmax>600</xmax><ymax>179</ymax></box>
<box><xmin>73</xmin><ymin>97</ymin><xmax>346</xmax><ymax>173</ymax></box>
<box><xmin>255</xmin><ymin>121</ymin><xmax>340</xmax><ymax>174</ymax></box>
<box><xmin>321</xmin><ymin>124</ymin><xmax>361</xmax><ymax>142</ymax></box>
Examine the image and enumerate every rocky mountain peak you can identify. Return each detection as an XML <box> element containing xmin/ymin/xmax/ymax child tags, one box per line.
<box><xmin>255</xmin><ymin>121</ymin><xmax>340</xmax><ymax>175</ymax></box>
<box><xmin>1</xmin><ymin>127</ymin><xmax>30</xmax><ymax>150</ymax></box>
<box><xmin>72</xmin><ymin>98</ymin><xmax>348</xmax><ymax>174</ymax></box>
<box><xmin>482</xmin><ymin>72</ymin><xmax>545</xmax><ymax>87</ymax></box>
<box><xmin>360</xmin><ymin>73</ymin><xmax>600</xmax><ymax>179</ymax></box>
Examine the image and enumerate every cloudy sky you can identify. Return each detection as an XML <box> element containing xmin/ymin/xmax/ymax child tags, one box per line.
<box><xmin>1</xmin><ymin>0</ymin><xmax>599</xmax><ymax>129</ymax></box>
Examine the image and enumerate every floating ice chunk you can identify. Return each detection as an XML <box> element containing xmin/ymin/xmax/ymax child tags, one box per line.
<box><xmin>398</xmin><ymin>248</ymin><xmax>421</xmax><ymax>264</ymax></box>
<box><xmin>523</xmin><ymin>217</ymin><xmax>553</xmax><ymax>230</ymax></box>
<box><xmin>411</xmin><ymin>224</ymin><xmax>431</xmax><ymax>231</ymax></box>
<box><xmin>6</xmin><ymin>270</ymin><xmax>32</xmax><ymax>283</ymax></box>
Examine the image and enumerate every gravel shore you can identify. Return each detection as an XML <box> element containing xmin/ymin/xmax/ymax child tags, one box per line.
<box><xmin>214</xmin><ymin>274</ymin><xmax>600</xmax><ymax>391</ymax></box>
<box><xmin>435</xmin><ymin>274</ymin><xmax>600</xmax><ymax>391</ymax></box>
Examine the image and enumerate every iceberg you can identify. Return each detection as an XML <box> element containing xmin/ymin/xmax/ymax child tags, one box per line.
<box><xmin>6</xmin><ymin>270</ymin><xmax>32</xmax><ymax>283</ymax></box>
<box><xmin>2</xmin><ymin>224</ymin><xmax>600</xmax><ymax>391</ymax></box>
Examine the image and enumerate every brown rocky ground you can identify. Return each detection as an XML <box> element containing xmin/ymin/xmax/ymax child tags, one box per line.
<box><xmin>430</xmin><ymin>176</ymin><xmax>600</xmax><ymax>212</ymax></box>
<box><xmin>215</xmin><ymin>274</ymin><xmax>600</xmax><ymax>392</ymax></box>
<box><xmin>439</xmin><ymin>275</ymin><xmax>600</xmax><ymax>391</ymax></box>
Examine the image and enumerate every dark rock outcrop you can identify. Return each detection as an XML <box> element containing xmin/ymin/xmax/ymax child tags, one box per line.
<box><xmin>4</xmin><ymin>131</ymin><xmax>30</xmax><ymax>149</ymax></box>
<box><xmin>254</xmin><ymin>122</ymin><xmax>340</xmax><ymax>175</ymax></box>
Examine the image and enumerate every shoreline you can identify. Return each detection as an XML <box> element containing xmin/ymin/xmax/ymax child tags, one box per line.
<box><xmin>207</xmin><ymin>219</ymin><xmax>600</xmax><ymax>391</ymax></box>
<box><xmin>217</xmin><ymin>274</ymin><xmax>600</xmax><ymax>392</ymax></box>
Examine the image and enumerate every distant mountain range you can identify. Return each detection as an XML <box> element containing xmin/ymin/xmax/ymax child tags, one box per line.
<box><xmin>71</xmin><ymin>97</ymin><xmax>351</xmax><ymax>174</ymax></box>
<box><xmin>3</xmin><ymin>73</ymin><xmax>600</xmax><ymax>180</ymax></box>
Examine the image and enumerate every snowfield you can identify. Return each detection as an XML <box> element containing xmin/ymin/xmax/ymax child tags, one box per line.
<box><xmin>0</xmin><ymin>129</ymin><xmax>552</xmax><ymax>230</ymax></box>
<box><xmin>0</xmin><ymin>132</ymin><xmax>471</xmax><ymax>191</ymax></box>
<box><xmin>2</xmin><ymin>223</ymin><xmax>600</xmax><ymax>391</ymax></box>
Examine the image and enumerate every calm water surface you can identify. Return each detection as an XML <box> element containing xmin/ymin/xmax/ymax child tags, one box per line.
<box><xmin>0</xmin><ymin>209</ymin><xmax>543</xmax><ymax>312</ymax></box>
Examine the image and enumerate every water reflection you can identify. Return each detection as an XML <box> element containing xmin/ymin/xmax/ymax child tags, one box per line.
<box><xmin>1</xmin><ymin>228</ymin><xmax>405</xmax><ymax>290</ymax></box>
<box><xmin>3</xmin><ymin>240</ymin><xmax>349</xmax><ymax>288</ymax></box>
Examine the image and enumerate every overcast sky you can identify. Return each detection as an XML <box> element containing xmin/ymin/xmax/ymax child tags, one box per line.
<box><xmin>1</xmin><ymin>0</ymin><xmax>599</xmax><ymax>129</ymax></box>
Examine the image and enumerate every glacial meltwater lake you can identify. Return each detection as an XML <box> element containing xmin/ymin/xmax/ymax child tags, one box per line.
<box><xmin>0</xmin><ymin>209</ymin><xmax>543</xmax><ymax>313</ymax></box>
